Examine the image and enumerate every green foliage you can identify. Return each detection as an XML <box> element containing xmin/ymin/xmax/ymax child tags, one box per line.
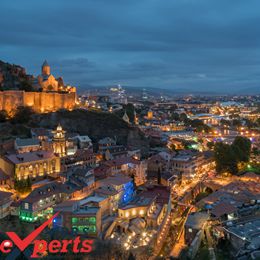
<box><xmin>47</xmin><ymin>85</ymin><xmax>54</xmax><ymax>91</ymax></box>
<box><xmin>185</xmin><ymin>118</ymin><xmax>211</xmax><ymax>133</ymax></box>
<box><xmin>179</xmin><ymin>113</ymin><xmax>188</xmax><ymax>122</ymax></box>
<box><xmin>220</xmin><ymin>119</ymin><xmax>231</xmax><ymax>126</ymax></box>
<box><xmin>256</xmin><ymin>118</ymin><xmax>260</xmax><ymax>127</ymax></box>
<box><xmin>207</xmin><ymin>141</ymin><xmax>214</xmax><ymax>150</ymax></box>
<box><xmin>170</xmin><ymin>112</ymin><xmax>180</xmax><ymax>121</ymax></box>
<box><xmin>0</xmin><ymin>110</ymin><xmax>8</xmax><ymax>122</ymax></box>
<box><xmin>252</xmin><ymin>147</ymin><xmax>259</xmax><ymax>155</ymax></box>
<box><xmin>214</xmin><ymin>142</ymin><xmax>238</xmax><ymax>174</ymax></box>
<box><xmin>232</xmin><ymin>119</ymin><xmax>241</xmax><ymax>127</ymax></box>
<box><xmin>14</xmin><ymin>175</ymin><xmax>32</xmax><ymax>194</ymax></box>
<box><xmin>214</xmin><ymin>136</ymin><xmax>251</xmax><ymax>175</ymax></box>
<box><xmin>19</xmin><ymin>80</ymin><xmax>34</xmax><ymax>92</ymax></box>
<box><xmin>11</xmin><ymin>106</ymin><xmax>34</xmax><ymax>124</ymax></box>
<box><xmin>232</xmin><ymin>136</ymin><xmax>251</xmax><ymax>162</ymax></box>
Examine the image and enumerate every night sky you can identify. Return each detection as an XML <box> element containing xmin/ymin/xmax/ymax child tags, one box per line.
<box><xmin>1</xmin><ymin>0</ymin><xmax>260</xmax><ymax>92</ymax></box>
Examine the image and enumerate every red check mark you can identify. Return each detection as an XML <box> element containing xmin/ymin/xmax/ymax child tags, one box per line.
<box><xmin>6</xmin><ymin>212</ymin><xmax>59</xmax><ymax>252</ymax></box>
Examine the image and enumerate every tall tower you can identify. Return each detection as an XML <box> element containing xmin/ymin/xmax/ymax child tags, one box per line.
<box><xmin>42</xmin><ymin>60</ymin><xmax>51</xmax><ymax>75</ymax></box>
<box><xmin>147</xmin><ymin>109</ymin><xmax>153</xmax><ymax>120</ymax></box>
<box><xmin>52</xmin><ymin>124</ymin><xmax>66</xmax><ymax>157</ymax></box>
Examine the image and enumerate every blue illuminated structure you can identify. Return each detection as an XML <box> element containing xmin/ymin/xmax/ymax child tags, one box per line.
<box><xmin>121</xmin><ymin>181</ymin><xmax>134</xmax><ymax>204</ymax></box>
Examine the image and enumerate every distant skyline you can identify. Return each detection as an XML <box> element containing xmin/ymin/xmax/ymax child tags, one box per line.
<box><xmin>1</xmin><ymin>0</ymin><xmax>260</xmax><ymax>92</ymax></box>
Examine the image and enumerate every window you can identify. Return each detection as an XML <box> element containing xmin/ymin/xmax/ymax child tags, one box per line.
<box><xmin>24</xmin><ymin>203</ymin><xmax>29</xmax><ymax>210</ymax></box>
<box><xmin>72</xmin><ymin>217</ymin><xmax>78</xmax><ymax>224</ymax></box>
<box><xmin>29</xmin><ymin>165</ymin><xmax>33</xmax><ymax>173</ymax></box>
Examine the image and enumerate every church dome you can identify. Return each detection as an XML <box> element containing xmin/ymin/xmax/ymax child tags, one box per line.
<box><xmin>42</xmin><ymin>60</ymin><xmax>49</xmax><ymax>67</ymax></box>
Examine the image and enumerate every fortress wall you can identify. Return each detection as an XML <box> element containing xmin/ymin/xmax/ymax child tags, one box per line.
<box><xmin>0</xmin><ymin>91</ymin><xmax>24</xmax><ymax>112</ymax></box>
<box><xmin>0</xmin><ymin>91</ymin><xmax>76</xmax><ymax>113</ymax></box>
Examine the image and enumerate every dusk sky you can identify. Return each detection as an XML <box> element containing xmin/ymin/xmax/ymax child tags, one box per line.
<box><xmin>1</xmin><ymin>0</ymin><xmax>260</xmax><ymax>92</ymax></box>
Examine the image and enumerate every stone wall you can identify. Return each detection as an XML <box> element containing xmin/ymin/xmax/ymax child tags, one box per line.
<box><xmin>0</xmin><ymin>90</ymin><xmax>76</xmax><ymax>113</ymax></box>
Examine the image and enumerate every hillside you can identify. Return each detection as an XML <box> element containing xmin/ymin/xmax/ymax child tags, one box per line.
<box><xmin>0</xmin><ymin>60</ymin><xmax>34</xmax><ymax>91</ymax></box>
<box><xmin>30</xmin><ymin>109</ymin><xmax>150</xmax><ymax>155</ymax></box>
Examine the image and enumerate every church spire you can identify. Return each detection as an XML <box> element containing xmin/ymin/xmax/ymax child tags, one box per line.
<box><xmin>42</xmin><ymin>60</ymin><xmax>51</xmax><ymax>75</ymax></box>
<box><xmin>122</xmin><ymin>110</ymin><xmax>130</xmax><ymax>123</ymax></box>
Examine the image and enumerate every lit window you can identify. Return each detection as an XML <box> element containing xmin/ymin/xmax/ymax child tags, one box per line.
<box><xmin>24</xmin><ymin>203</ymin><xmax>29</xmax><ymax>209</ymax></box>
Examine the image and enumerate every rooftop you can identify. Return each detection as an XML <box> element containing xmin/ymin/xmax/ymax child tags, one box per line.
<box><xmin>0</xmin><ymin>190</ymin><xmax>13</xmax><ymax>203</ymax></box>
<box><xmin>185</xmin><ymin>212</ymin><xmax>209</xmax><ymax>229</ymax></box>
<box><xmin>100</xmin><ymin>173</ymin><xmax>132</xmax><ymax>186</ymax></box>
<box><xmin>225</xmin><ymin>219</ymin><xmax>260</xmax><ymax>249</ymax></box>
<box><xmin>22</xmin><ymin>181</ymin><xmax>74</xmax><ymax>203</ymax></box>
<box><xmin>15</xmin><ymin>138</ymin><xmax>40</xmax><ymax>147</ymax></box>
<box><xmin>140</xmin><ymin>185</ymin><xmax>170</xmax><ymax>205</ymax></box>
<box><xmin>119</xmin><ymin>196</ymin><xmax>154</xmax><ymax>210</ymax></box>
<box><xmin>6</xmin><ymin>151</ymin><xmax>57</xmax><ymax>164</ymax></box>
<box><xmin>211</xmin><ymin>202</ymin><xmax>237</xmax><ymax>218</ymax></box>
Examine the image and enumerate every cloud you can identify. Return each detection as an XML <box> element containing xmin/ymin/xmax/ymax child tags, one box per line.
<box><xmin>0</xmin><ymin>0</ymin><xmax>260</xmax><ymax>92</ymax></box>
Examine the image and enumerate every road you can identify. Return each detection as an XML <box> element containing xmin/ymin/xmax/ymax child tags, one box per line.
<box><xmin>205</xmin><ymin>224</ymin><xmax>216</xmax><ymax>260</ymax></box>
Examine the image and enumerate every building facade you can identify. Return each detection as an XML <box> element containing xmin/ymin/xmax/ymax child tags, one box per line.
<box><xmin>0</xmin><ymin>151</ymin><xmax>60</xmax><ymax>180</ymax></box>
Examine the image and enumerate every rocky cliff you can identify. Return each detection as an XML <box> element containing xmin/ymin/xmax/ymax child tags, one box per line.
<box><xmin>0</xmin><ymin>60</ymin><xmax>34</xmax><ymax>91</ymax></box>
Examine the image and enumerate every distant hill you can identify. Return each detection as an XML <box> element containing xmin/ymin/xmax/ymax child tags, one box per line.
<box><xmin>236</xmin><ymin>86</ymin><xmax>260</xmax><ymax>95</ymax></box>
<box><xmin>0</xmin><ymin>60</ymin><xmax>34</xmax><ymax>91</ymax></box>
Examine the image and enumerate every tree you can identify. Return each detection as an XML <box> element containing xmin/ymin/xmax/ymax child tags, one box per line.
<box><xmin>0</xmin><ymin>110</ymin><xmax>7</xmax><ymax>122</ymax></box>
<box><xmin>128</xmin><ymin>252</ymin><xmax>136</xmax><ymax>260</ymax></box>
<box><xmin>179</xmin><ymin>113</ymin><xmax>188</xmax><ymax>122</ymax></box>
<box><xmin>11</xmin><ymin>106</ymin><xmax>34</xmax><ymax>124</ymax></box>
<box><xmin>26</xmin><ymin>176</ymin><xmax>32</xmax><ymax>193</ymax></box>
<box><xmin>189</xmin><ymin>119</ymin><xmax>211</xmax><ymax>133</ymax></box>
<box><xmin>232</xmin><ymin>119</ymin><xmax>241</xmax><ymax>127</ymax></box>
<box><xmin>170</xmin><ymin>112</ymin><xmax>179</xmax><ymax>121</ymax></box>
<box><xmin>47</xmin><ymin>85</ymin><xmax>54</xmax><ymax>91</ymax></box>
<box><xmin>220</xmin><ymin>119</ymin><xmax>231</xmax><ymax>126</ymax></box>
<box><xmin>252</xmin><ymin>147</ymin><xmax>259</xmax><ymax>156</ymax></box>
<box><xmin>232</xmin><ymin>136</ymin><xmax>251</xmax><ymax>162</ymax></box>
<box><xmin>19</xmin><ymin>80</ymin><xmax>34</xmax><ymax>92</ymax></box>
<box><xmin>214</xmin><ymin>142</ymin><xmax>238</xmax><ymax>174</ymax></box>
<box><xmin>256</xmin><ymin>118</ymin><xmax>260</xmax><ymax>128</ymax></box>
<box><xmin>14</xmin><ymin>175</ymin><xmax>32</xmax><ymax>194</ymax></box>
<box><xmin>214</xmin><ymin>137</ymin><xmax>251</xmax><ymax>175</ymax></box>
<box><xmin>207</xmin><ymin>141</ymin><xmax>214</xmax><ymax>150</ymax></box>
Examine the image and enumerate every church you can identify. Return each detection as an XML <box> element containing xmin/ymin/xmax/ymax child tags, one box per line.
<box><xmin>34</xmin><ymin>60</ymin><xmax>76</xmax><ymax>93</ymax></box>
<box><xmin>0</xmin><ymin>61</ymin><xmax>77</xmax><ymax>113</ymax></box>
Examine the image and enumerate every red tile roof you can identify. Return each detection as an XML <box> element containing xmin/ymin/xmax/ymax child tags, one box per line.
<box><xmin>211</xmin><ymin>202</ymin><xmax>237</xmax><ymax>218</ymax></box>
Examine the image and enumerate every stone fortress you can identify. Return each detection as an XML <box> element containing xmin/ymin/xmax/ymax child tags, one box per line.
<box><xmin>0</xmin><ymin>61</ymin><xmax>77</xmax><ymax>113</ymax></box>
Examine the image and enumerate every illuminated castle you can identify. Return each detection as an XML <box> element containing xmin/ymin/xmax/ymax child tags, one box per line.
<box><xmin>35</xmin><ymin>60</ymin><xmax>76</xmax><ymax>93</ymax></box>
<box><xmin>0</xmin><ymin>61</ymin><xmax>77</xmax><ymax>113</ymax></box>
